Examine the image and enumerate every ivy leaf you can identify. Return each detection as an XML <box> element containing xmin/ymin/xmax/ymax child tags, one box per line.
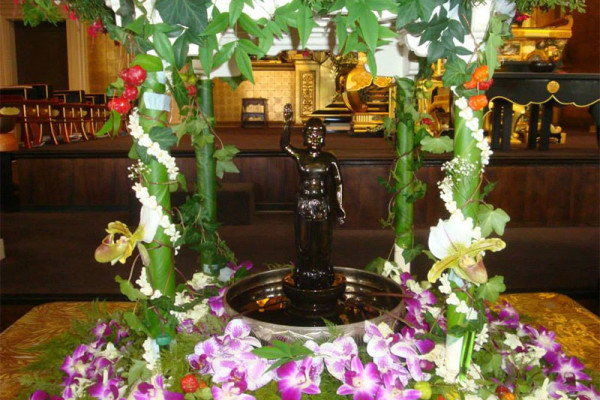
<box><xmin>481</xmin><ymin>181</ymin><xmax>497</xmax><ymax>200</ymax></box>
<box><xmin>420</xmin><ymin>135</ymin><xmax>453</xmax><ymax>153</ymax></box>
<box><xmin>442</xmin><ymin>57</ymin><xmax>469</xmax><ymax>87</ymax></box>
<box><xmin>152</xmin><ymin>30</ymin><xmax>175</xmax><ymax>66</ymax></box>
<box><xmin>234</xmin><ymin>47</ymin><xmax>254</xmax><ymax>84</ymax></box>
<box><xmin>148</xmin><ymin>126</ymin><xmax>177</xmax><ymax>150</ymax></box>
<box><xmin>364</xmin><ymin>257</ymin><xmax>387</xmax><ymax>274</ymax></box>
<box><xmin>401</xmin><ymin>244</ymin><xmax>424</xmax><ymax>263</ymax></box>
<box><xmin>478</xmin><ymin>204</ymin><xmax>510</xmax><ymax>237</ymax></box>
<box><xmin>395</xmin><ymin>0</ymin><xmax>419</xmax><ymax>29</ymax></box>
<box><xmin>404</xmin><ymin>21</ymin><xmax>427</xmax><ymax>35</ymax></box>
<box><xmin>426</xmin><ymin>40</ymin><xmax>445</xmax><ymax>64</ymax></box>
<box><xmin>417</xmin><ymin>0</ymin><xmax>438</xmax><ymax>20</ymax></box>
<box><xmin>155</xmin><ymin>0</ymin><xmax>209</xmax><ymax>36</ymax></box>
<box><xmin>476</xmin><ymin>275</ymin><xmax>506</xmax><ymax>303</ymax></box>
<box><xmin>115</xmin><ymin>275</ymin><xmax>147</xmax><ymax>301</ymax></box>
<box><xmin>95</xmin><ymin>110</ymin><xmax>121</xmax><ymax>138</ymax></box>
<box><xmin>127</xmin><ymin>359</ymin><xmax>151</xmax><ymax>386</ymax></box>
<box><xmin>214</xmin><ymin>145</ymin><xmax>240</xmax><ymax>178</ymax></box>
<box><xmin>132</xmin><ymin>54</ymin><xmax>163</xmax><ymax>72</ymax></box>
<box><xmin>170</xmin><ymin>69</ymin><xmax>189</xmax><ymax>111</ymax></box>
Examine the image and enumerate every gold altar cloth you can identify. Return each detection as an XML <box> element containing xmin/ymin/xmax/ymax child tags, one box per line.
<box><xmin>1</xmin><ymin>293</ymin><xmax>598</xmax><ymax>399</ymax></box>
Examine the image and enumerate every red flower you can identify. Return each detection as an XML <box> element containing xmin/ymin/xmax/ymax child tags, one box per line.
<box><xmin>515</xmin><ymin>11</ymin><xmax>530</xmax><ymax>23</ymax></box>
<box><xmin>421</xmin><ymin>117</ymin><xmax>433</xmax><ymax>125</ymax></box>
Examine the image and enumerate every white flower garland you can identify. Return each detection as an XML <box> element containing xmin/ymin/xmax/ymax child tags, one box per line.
<box><xmin>437</xmin><ymin>96</ymin><xmax>493</xmax><ymax>215</ymax></box>
<box><xmin>455</xmin><ymin>96</ymin><xmax>493</xmax><ymax>169</ymax></box>
<box><xmin>133</xmin><ymin>183</ymin><xmax>181</xmax><ymax>253</ymax></box>
<box><xmin>128</xmin><ymin>108</ymin><xmax>180</xmax><ymax>181</ymax></box>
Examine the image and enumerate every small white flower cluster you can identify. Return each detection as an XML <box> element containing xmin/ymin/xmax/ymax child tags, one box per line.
<box><xmin>455</xmin><ymin>96</ymin><xmax>493</xmax><ymax>168</ymax></box>
<box><xmin>188</xmin><ymin>272</ymin><xmax>215</xmax><ymax>291</ymax></box>
<box><xmin>474</xmin><ymin>323</ymin><xmax>489</xmax><ymax>351</ymax></box>
<box><xmin>136</xmin><ymin>267</ymin><xmax>165</xmax><ymax>299</ymax></box>
<box><xmin>127</xmin><ymin>160</ymin><xmax>150</xmax><ymax>180</ymax></box>
<box><xmin>446</xmin><ymin>292</ymin><xmax>478</xmax><ymax>320</ymax></box>
<box><xmin>439</xmin><ymin>156</ymin><xmax>477</xmax><ymax>214</ymax></box>
<box><xmin>133</xmin><ymin>183</ymin><xmax>181</xmax><ymax>253</ymax></box>
<box><xmin>142</xmin><ymin>337</ymin><xmax>161</xmax><ymax>372</ymax></box>
<box><xmin>128</xmin><ymin>109</ymin><xmax>180</xmax><ymax>181</ymax></box>
<box><xmin>425</xmin><ymin>344</ymin><xmax>481</xmax><ymax>392</ymax></box>
<box><xmin>171</xmin><ymin>289</ymin><xmax>211</xmax><ymax>323</ymax></box>
<box><xmin>382</xmin><ymin>260</ymin><xmax>402</xmax><ymax>283</ymax></box>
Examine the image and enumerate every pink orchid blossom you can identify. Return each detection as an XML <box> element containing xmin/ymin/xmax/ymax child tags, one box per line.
<box><xmin>277</xmin><ymin>357</ymin><xmax>323</xmax><ymax>400</ymax></box>
<box><xmin>337</xmin><ymin>355</ymin><xmax>381</xmax><ymax>400</ymax></box>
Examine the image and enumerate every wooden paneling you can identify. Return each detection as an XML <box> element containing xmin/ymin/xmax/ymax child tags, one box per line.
<box><xmin>16</xmin><ymin>156</ymin><xmax>599</xmax><ymax>228</ymax></box>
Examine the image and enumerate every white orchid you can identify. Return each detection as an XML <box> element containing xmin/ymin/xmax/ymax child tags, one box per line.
<box><xmin>427</xmin><ymin>212</ymin><xmax>505</xmax><ymax>284</ymax></box>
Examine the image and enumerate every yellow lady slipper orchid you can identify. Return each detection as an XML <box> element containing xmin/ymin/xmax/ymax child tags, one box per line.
<box><xmin>94</xmin><ymin>221</ymin><xmax>145</xmax><ymax>265</ymax></box>
<box><xmin>427</xmin><ymin>212</ymin><xmax>505</xmax><ymax>284</ymax></box>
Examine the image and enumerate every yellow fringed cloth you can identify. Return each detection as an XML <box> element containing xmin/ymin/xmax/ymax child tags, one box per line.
<box><xmin>0</xmin><ymin>293</ymin><xmax>598</xmax><ymax>399</ymax></box>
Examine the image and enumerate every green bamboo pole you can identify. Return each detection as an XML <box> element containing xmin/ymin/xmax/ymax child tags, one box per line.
<box><xmin>452</xmin><ymin>109</ymin><xmax>483</xmax><ymax>220</ymax></box>
<box><xmin>196</xmin><ymin>78</ymin><xmax>219</xmax><ymax>273</ymax></box>
<box><xmin>446</xmin><ymin>106</ymin><xmax>484</xmax><ymax>379</ymax></box>
<box><xmin>393</xmin><ymin>83</ymin><xmax>414</xmax><ymax>269</ymax></box>
<box><xmin>138</xmin><ymin>71</ymin><xmax>176</xmax><ymax>297</ymax></box>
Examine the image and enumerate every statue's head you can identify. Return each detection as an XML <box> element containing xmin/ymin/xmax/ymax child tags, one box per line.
<box><xmin>303</xmin><ymin>117</ymin><xmax>326</xmax><ymax>151</ymax></box>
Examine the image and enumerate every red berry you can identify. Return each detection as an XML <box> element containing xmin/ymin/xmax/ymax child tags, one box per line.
<box><xmin>187</xmin><ymin>85</ymin><xmax>197</xmax><ymax>97</ymax></box>
<box><xmin>495</xmin><ymin>386</ymin><xmax>510</xmax><ymax>396</ymax></box>
<box><xmin>181</xmin><ymin>374</ymin><xmax>199</xmax><ymax>393</ymax></box>
<box><xmin>122</xmin><ymin>86</ymin><xmax>139</xmax><ymax>101</ymax></box>
<box><xmin>478</xmin><ymin>78</ymin><xmax>494</xmax><ymax>90</ymax></box>
<box><xmin>125</xmin><ymin>65</ymin><xmax>147</xmax><ymax>86</ymax></box>
<box><xmin>108</xmin><ymin>97</ymin><xmax>131</xmax><ymax>115</ymax></box>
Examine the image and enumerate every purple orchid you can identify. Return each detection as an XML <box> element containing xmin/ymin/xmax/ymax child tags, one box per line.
<box><xmin>209</xmin><ymin>287</ymin><xmax>228</xmax><ymax>317</ymax></box>
<box><xmin>550</xmin><ymin>356</ymin><xmax>591</xmax><ymax>384</ymax></box>
<box><xmin>523</xmin><ymin>325</ymin><xmax>563</xmax><ymax>362</ymax></box>
<box><xmin>29</xmin><ymin>391</ymin><xmax>64</xmax><ymax>400</ymax></box>
<box><xmin>576</xmin><ymin>383</ymin><xmax>600</xmax><ymax>400</ymax></box>
<box><xmin>92</xmin><ymin>322</ymin><xmax>112</xmax><ymax>340</ymax></box>
<box><xmin>212</xmin><ymin>352</ymin><xmax>274</xmax><ymax>391</ymax></box>
<box><xmin>177</xmin><ymin>318</ymin><xmax>203</xmax><ymax>334</ymax></box>
<box><xmin>375</xmin><ymin>374</ymin><xmax>421</xmax><ymax>400</ymax></box>
<box><xmin>189</xmin><ymin>336</ymin><xmax>222</xmax><ymax>374</ymax></box>
<box><xmin>277</xmin><ymin>357</ymin><xmax>323</xmax><ymax>400</ymax></box>
<box><xmin>389</xmin><ymin>327</ymin><xmax>434</xmax><ymax>382</ymax></box>
<box><xmin>320</xmin><ymin>335</ymin><xmax>358</xmax><ymax>380</ymax></box>
<box><xmin>493</xmin><ymin>301</ymin><xmax>520</xmax><ymax>329</ymax></box>
<box><xmin>212</xmin><ymin>382</ymin><xmax>256</xmax><ymax>400</ymax></box>
<box><xmin>337</xmin><ymin>355</ymin><xmax>381</xmax><ymax>400</ymax></box>
<box><xmin>87</xmin><ymin>372</ymin><xmax>124</xmax><ymax>400</ymax></box>
<box><xmin>61</xmin><ymin>344</ymin><xmax>92</xmax><ymax>379</ymax></box>
<box><xmin>363</xmin><ymin>321</ymin><xmax>410</xmax><ymax>386</ymax></box>
<box><xmin>133</xmin><ymin>375</ymin><xmax>183</xmax><ymax>400</ymax></box>
<box><xmin>220</xmin><ymin>319</ymin><xmax>262</xmax><ymax>354</ymax></box>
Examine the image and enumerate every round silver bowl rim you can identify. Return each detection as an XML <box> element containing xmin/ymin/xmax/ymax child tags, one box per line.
<box><xmin>224</xmin><ymin>266</ymin><xmax>404</xmax><ymax>342</ymax></box>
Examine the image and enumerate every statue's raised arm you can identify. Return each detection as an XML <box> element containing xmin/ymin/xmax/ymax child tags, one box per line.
<box><xmin>280</xmin><ymin>103</ymin><xmax>297</xmax><ymax>156</ymax></box>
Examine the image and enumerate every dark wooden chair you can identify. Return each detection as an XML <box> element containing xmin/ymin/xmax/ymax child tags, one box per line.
<box><xmin>241</xmin><ymin>98</ymin><xmax>267</xmax><ymax>128</ymax></box>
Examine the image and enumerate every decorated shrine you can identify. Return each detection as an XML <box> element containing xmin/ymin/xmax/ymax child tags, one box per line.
<box><xmin>0</xmin><ymin>0</ymin><xmax>598</xmax><ymax>400</ymax></box>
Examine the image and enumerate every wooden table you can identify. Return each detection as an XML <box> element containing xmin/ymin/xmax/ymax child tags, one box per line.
<box><xmin>1</xmin><ymin>293</ymin><xmax>598</xmax><ymax>398</ymax></box>
<box><xmin>486</xmin><ymin>72</ymin><xmax>600</xmax><ymax>150</ymax></box>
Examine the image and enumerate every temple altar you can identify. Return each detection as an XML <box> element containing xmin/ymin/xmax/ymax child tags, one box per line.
<box><xmin>1</xmin><ymin>293</ymin><xmax>598</xmax><ymax>399</ymax></box>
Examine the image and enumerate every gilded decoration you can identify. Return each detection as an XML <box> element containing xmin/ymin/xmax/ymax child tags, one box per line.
<box><xmin>300</xmin><ymin>71</ymin><xmax>316</xmax><ymax>117</ymax></box>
